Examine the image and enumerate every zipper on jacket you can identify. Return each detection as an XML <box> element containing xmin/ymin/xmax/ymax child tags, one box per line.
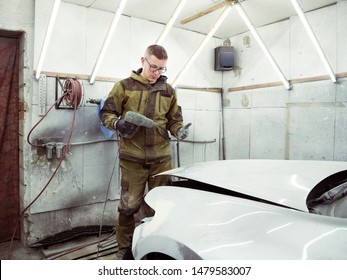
<box><xmin>159</xmin><ymin>93</ymin><xmax>161</xmax><ymax>113</ymax></box>
<box><xmin>137</xmin><ymin>91</ymin><xmax>143</xmax><ymax>112</ymax></box>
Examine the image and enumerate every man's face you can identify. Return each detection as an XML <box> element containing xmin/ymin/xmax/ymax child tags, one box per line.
<box><xmin>141</xmin><ymin>55</ymin><xmax>167</xmax><ymax>84</ymax></box>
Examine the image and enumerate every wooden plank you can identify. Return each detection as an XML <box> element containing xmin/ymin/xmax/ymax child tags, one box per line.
<box><xmin>54</xmin><ymin>241</ymin><xmax>117</xmax><ymax>260</ymax></box>
<box><xmin>96</xmin><ymin>254</ymin><xmax>118</xmax><ymax>260</ymax></box>
<box><xmin>37</xmin><ymin>71</ymin><xmax>120</xmax><ymax>83</ymax></box>
<box><xmin>49</xmin><ymin>243</ymin><xmax>117</xmax><ymax>260</ymax></box>
<box><xmin>176</xmin><ymin>86</ymin><xmax>222</xmax><ymax>93</ymax></box>
<box><xmin>180</xmin><ymin>1</ymin><xmax>230</xmax><ymax>24</ymax></box>
<box><xmin>228</xmin><ymin>81</ymin><xmax>283</xmax><ymax>92</ymax></box>
<box><xmin>290</xmin><ymin>75</ymin><xmax>331</xmax><ymax>84</ymax></box>
<box><xmin>77</xmin><ymin>245</ymin><xmax>118</xmax><ymax>260</ymax></box>
<box><xmin>337</xmin><ymin>72</ymin><xmax>347</xmax><ymax>78</ymax></box>
<box><xmin>40</xmin><ymin>70</ymin><xmax>223</xmax><ymax>93</ymax></box>
<box><xmin>41</xmin><ymin>234</ymin><xmax>116</xmax><ymax>259</ymax></box>
<box><xmin>228</xmin><ymin>72</ymin><xmax>347</xmax><ymax>92</ymax></box>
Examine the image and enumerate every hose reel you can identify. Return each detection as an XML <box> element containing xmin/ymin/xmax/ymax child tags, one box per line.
<box><xmin>56</xmin><ymin>78</ymin><xmax>83</xmax><ymax>109</ymax></box>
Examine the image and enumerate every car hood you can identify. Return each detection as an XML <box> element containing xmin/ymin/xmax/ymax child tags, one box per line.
<box><xmin>133</xmin><ymin>186</ymin><xmax>347</xmax><ymax>260</ymax></box>
<box><xmin>159</xmin><ymin>159</ymin><xmax>347</xmax><ymax>211</ymax></box>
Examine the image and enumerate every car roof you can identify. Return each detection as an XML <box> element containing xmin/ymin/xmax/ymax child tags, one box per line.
<box><xmin>159</xmin><ymin>159</ymin><xmax>347</xmax><ymax>211</ymax></box>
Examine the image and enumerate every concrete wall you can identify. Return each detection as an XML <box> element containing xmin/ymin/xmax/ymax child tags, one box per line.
<box><xmin>223</xmin><ymin>1</ymin><xmax>347</xmax><ymax>161</ymax></box>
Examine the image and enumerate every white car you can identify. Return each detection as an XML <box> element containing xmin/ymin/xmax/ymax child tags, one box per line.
<box><xmin>132</xmin><ymin>159</ymin><xmax>347</xmax><ymax>260</ymax></box>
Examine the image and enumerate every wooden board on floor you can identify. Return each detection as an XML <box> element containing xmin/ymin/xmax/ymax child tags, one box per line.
<box><xmin>41</xmin><ymin>234</ymin><xmax>117</xmax><ymax>260</ymax></box>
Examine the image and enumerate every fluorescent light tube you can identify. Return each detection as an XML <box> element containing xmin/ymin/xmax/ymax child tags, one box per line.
<box><xmin>156</xmin><ymin>0</ymin><xmax>187</xmax><ymax>45</ymax></box>
<box><xmin>291</xmin><ymin>0</ymin><xmax>336</xmax><ymax>82</ymax></box>
<box><xmin>172</xmin><ymin>5</ymin><xmax>232</xmax><ymax>88</ymax></box>
<box><xmin>35</xmin><ymin>0</ymin><xmax>61</xmax><ymax>80</ymax></box>
<box><xmin>235</xmin><ymin>2</ymin><xmax>291</xmax><ymax>90</ymax></box>
<box><xmin>89</xmin><ymin>0</ymin><xmax>127</xmax><ymax>84</ymax></box>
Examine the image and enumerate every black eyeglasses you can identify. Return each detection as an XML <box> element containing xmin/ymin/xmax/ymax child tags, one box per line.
<box><xmin>145</xmin><ymin>57</ymin><xmax>167</xmax><ymax>74</ymax></box>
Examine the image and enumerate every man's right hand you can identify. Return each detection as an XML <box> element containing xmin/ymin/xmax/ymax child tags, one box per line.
<box><xmin>116</xmin><ymin>119</ymin><xmax>139</xmax><ymax>138</ymax></box>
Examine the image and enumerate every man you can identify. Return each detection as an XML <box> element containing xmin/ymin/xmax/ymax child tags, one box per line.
<box><xmin>100</xmin><ymin>44</ymin><xmax>190</xmax><ymax>260</ymax></box>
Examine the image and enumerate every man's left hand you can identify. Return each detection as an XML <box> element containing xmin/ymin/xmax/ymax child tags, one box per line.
<box><xmin>178</xmin><ymin>123</ymin><xmax>192</xmax><ymax>140</ymax></box>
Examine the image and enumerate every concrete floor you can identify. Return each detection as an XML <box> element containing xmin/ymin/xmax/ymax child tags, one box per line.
<box><xmin>0</xmin><ymin>240</ymin><xmax>45</xmax><ymax>260</ymax></box>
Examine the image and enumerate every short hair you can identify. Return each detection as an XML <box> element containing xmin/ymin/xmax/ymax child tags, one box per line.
<box><xmin>145</xmin><ymin>44</ymin><xmax>168</xmax><ymax>60</ymax></box>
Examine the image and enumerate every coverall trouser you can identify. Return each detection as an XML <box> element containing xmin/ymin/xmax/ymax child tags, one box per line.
<box><xmin>116</xmin><ymin>159</ymin><xmax>172</xmax><ymax>249</ymax></box>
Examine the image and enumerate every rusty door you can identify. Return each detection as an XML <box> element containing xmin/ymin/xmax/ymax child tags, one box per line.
<box><xmin>0</xmin><ymin>36</ymin><xmax>20</xmax><ymax>242</ymax></box>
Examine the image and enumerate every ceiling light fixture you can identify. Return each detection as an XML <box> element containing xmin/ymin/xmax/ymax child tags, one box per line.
<box><xmin>172</xmin><ymin>5</ymin><xmax>232</xmax><ymax>88</ymax></box>
<box><xmin>35</xmin><ymin>0</ymin><xmax>61</xmax><ymax>80</ymax></box>
<box><xmin>89</xmin><ymin>0</ymin><xmax>127</xmax><ymax>84</ymax></box>
<box><xmin>156</xmin><ymin>0</ymin><xmax>188</xmax><ymax>45</ymax></box>
<box><xmin>235</xmin><ymin>2</ymin><xmax>291</xmax><ymax>90</ymax></box>
<box><xmin>290</xmin><ymin>0</ymin><xmax>336</xmax><ymax>83</ymax></box>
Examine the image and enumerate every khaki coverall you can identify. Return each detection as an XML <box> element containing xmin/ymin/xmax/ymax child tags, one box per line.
<box><xmin>100</xmin><ymin>69</ymin><xmax>183</xmax><ymax>249</ymax></box>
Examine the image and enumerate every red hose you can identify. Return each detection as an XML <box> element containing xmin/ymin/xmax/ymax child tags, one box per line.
<box><xmin>9</xmin><ymin>78</ymin><xmax>82</xmax><ymax>259</ymax></box>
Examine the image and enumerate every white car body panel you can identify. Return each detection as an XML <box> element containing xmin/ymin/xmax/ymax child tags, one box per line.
<box><xmin>159</xmin><ymin>160</ymin><xmax>347</xmax><ymax>211</ymax></box>
<box><xmin>133</xmin><ymin>187</ymin><xmax>347</xmax><ymax>260</ymax></box>
<box><xmin>132</xmin><ymin>160</ymin><xmax>347</xmax><ymax>260</ymax></box>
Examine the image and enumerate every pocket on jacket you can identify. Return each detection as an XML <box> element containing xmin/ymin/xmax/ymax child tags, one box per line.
<box><xmin>157</xmin><ymin>126</ymin><xmax>170</xmax><ymax>140</ymax></box>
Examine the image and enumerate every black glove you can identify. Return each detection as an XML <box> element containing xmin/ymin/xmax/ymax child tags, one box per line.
<box><xmin>177</xmin><ymin>123</ymin><xmax>192</xmax><ymax>140</ymax></box>
<box><xmin>116</xmin><ymin>119</ymin><xmax>139</xmax><ymax>138</ymax></box>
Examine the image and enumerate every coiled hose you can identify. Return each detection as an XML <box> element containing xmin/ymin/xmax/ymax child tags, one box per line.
<box><xmin>9</xmin><ymin>79</ymin><xmax>82</xmax><ymax>259</ymax></box>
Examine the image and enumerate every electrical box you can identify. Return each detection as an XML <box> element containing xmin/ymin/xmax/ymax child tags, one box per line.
<box><xmin>214</xmin><ymin>46</ymin><xmax>234</xmax><ymax>71</ymax></box>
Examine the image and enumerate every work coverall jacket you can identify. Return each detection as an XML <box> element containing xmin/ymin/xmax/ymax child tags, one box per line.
<box><xmin>100</xmin><ymin>69</ymin><xmax>183</xmax><ymax>164</ymax></box>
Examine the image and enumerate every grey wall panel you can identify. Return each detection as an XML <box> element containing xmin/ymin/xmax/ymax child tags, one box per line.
<box><xmin>250</xmin><ymin>108</ymin><xmax>287</xmax><ymax>159</ymax></box>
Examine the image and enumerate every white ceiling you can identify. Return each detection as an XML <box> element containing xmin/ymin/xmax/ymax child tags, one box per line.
<box><xmin>62</xmin><ymin>0</ymin><xmax>338</xmax><ymax>39</ymax></box>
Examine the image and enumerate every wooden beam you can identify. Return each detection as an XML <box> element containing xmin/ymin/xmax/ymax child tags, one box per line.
<box><xmin>180</xmin><ymin>0</ymin><xmax>231</xmax><ymax>24</ymax></box>
<box><xmin>228</xmin><ymin>81</ymin><xmax>283</xmax><ymax>92</ymax></box>
<box><xmin>39</xmin><ymin>71</ymin><xmax>347</xmax><ymax>93</ymax></box>
<box><xmin>38</xmin><ymin>71</ymin><xmax>222</xmax><ymax>93</ymax></box>
<box><xmin>38</xmin><ymin>71</ymin><xmax>120</xmax><ymax>83</ymax></box>
<box><xmin>176</xmin><ymin>85</ymin><xmax>222</xmax><ymax>93</ymax></box>
<box><xmin>228</xmin><ymin>72</ymin><xmax>347</xmax><ymax>92</ymax></box>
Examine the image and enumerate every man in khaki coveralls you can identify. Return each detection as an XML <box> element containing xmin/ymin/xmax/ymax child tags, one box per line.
<box><xmin>100</xmin><ymin>44</ymin><xmax>190</xmax><ymax>259</ymax></box>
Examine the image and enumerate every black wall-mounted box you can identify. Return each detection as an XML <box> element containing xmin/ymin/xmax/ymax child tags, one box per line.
<box><xmin>214</xmin><ymin>46</ymin><xmax>234</xmax><ymax>71</ymax></box>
